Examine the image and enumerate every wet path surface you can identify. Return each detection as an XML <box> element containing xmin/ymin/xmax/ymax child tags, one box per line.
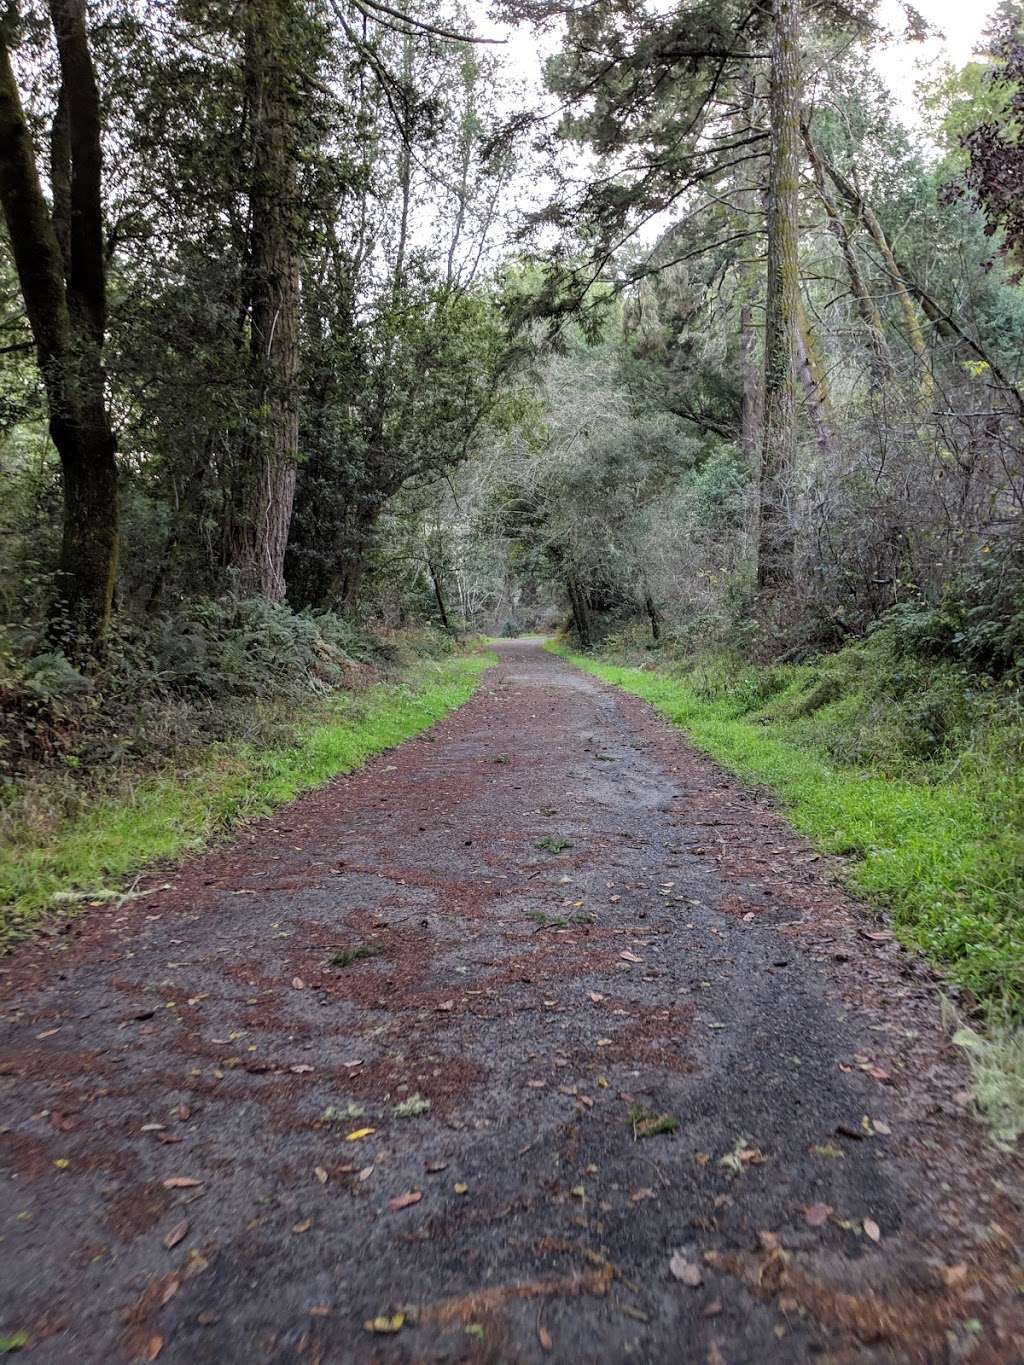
<box><xmin>1</xmin><ymin>642</ymin><xmax>1022</xmax><ymax>1363</ymax></box>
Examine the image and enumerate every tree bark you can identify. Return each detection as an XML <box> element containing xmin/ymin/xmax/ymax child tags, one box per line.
<box><xmin>644</xmin><ymin>591</ymin><xmax>661</xmax><ymax>642</ymax></box>
<box><xmin>230</xmin><ymin>0</ymin><xmax>302</xmax><ymax>601</ymax></box>
<box><xmin>796</xmin><ymin>299</ymin><xmax>836</xmax><ymax>458</ymax></box>
<box><xmin>757</xmin><ymin>0</ymin><xmax>801</xmax><ymax>591</ymax></box>
<box><xmin>567</xmin><ymin>577</ymin><xmax>591</xmax><ymax>649</ymax></box>
<box><xmin>0</xmin><ymin>1</ymin><xmax>118</xmax><ymax>647</ymax></box>
<box><xmin>739</xmin><ymin>301</ymin><xmax>763</xmax><ymax>462</ymax></box>
<box><xmin>428</xmin><ymin>560</ymin><xmax>452</xmax><ymax>632</ymax></box>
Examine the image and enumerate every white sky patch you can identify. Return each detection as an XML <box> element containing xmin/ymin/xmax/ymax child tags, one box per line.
<box><xmin>473</xmin><ymin>0</ymin><xmax>997</xmax><ymax>130</ymax></box>
<box><xmin>873</xmin><ymin>0</ymin><xmax>995</xmax><ymax>123</ymax></box>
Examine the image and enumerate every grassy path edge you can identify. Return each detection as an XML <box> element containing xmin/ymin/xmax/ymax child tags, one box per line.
<box><xmin>2</xmin><ymin>651</ymin><xmax>495</xmax><ymax>942</ymax></box>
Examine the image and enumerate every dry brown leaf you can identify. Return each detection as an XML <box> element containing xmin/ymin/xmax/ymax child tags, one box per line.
<box><xmin>291</xmin><ymin>977</ymin><xmax>305</xmax><ymax>990</ymax></box>
<box><xmin>538</xmin><ymin>1322</ymin><xmax>553</xmax><ymax>1352</ymax></box>
<box><xmin>162</xmin><ymin>1177</ymin><xmax>202</xmax><ymax>1189</ymax></box>
<box><xmin>314</xmin><ymin>1166</ymin><xmax>328</xmax><ymax>1184</ymax></box>
<box><xmin>804</xmin><ymin>1203</ymin><xmax>832</xmax><ymax>1228</ymax></box>
<box><xmin>619</xmin><ymin>950</ymin><xmax>642</xmax><ymax>963</ymax></box>
<box><xmin>388</xmin><ymin>1190</ymin><xmax>422</xmax><ymax>1212</ymax></box>
<box><xmin>163</xmin><ymin>1219</ymin><xmax>189</xmax><ymax>1249</ymax></box>
<box><xmin>669</xmin><ymin>1252</ymin><xmax>703</xmax><ymax>1286</ymax></box>
<box><xmin>144</xmin><ymin>1335</ymin><xmax>163</xmax><ymax>1360</ymax></box>
<box><xmin>292</xmin><ymin>1217</ymin><xmax>313</xmax><ymax>1234</ymax></box>
<box><xmin>863</xmin><ymin>1217</ymin><xmax>881</xmax><ymax>1242</ymax></box>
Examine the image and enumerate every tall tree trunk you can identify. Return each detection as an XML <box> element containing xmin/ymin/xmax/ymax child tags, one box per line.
<box><xmin>0</xmin><ymin>0</ymin><xmax>118</xmax><ymax>648</ymax></box>
<box><xmin>796</xmin><ymin>299</ymin><xmax>836</xmax><ymax>458</ymax></box>
<box><xmin>231</xmin><ymin>0</ymin><xmax>301</xmax><ymax>601</ymax></box>
<box><xmin>739</xmin><ymin>302</ymin><xmax>763</xmax><ymax>462</ymax></box>
<box><xmin>567</xmin><ymin>577</ymin><xmax>591</xmax><ymax>648</ymax></box>
<box><xmin>428</xmin><ymin>561</ymin><xmax>452</xmax><ymax>632</ymax></box>
<box><xmin>644</xmin><ymin>591</ymin><xmax>661</xmax><ymax>642</ymax></box>
<box><xmin>757</xmin><ymin>0</ymin><xmax>801</xmax><ymax>592</ymax></box>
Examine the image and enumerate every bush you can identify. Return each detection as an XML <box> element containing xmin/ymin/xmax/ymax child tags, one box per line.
<box><xmin>0</xmin><ymin>598</ymin><xmax>384</xmax><ymax>774</ymax></box>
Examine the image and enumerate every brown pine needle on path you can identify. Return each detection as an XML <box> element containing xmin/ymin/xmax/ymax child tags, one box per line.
<box><xmin>1</xmin><ymin>641</ymin><xmax>1021</xmax><ymax>1361</ymax></box>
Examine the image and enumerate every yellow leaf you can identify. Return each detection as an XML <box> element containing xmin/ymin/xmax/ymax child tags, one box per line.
<box><xmin>345</xmin><ymin>1127</ymin><xmax>376</xmax><ymax>1141</ymax></box>
<box><xmin>364</xmin><ymin>1313</ymin><xmax>405</xmax><ymax>1334</ymax></box>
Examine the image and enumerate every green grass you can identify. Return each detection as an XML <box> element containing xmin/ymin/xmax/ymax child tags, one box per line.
<box><xmin>549</xmin><ymin>642</ymin><xmax>1024</xmax><ymax>1011</ymax></box>
<box><xmin>1</xmin><ymin>652</ymin><xmax>493</xmax><ymax>941</ymax></box>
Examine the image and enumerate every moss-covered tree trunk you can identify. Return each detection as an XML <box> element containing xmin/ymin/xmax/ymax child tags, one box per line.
<box><xmin>0</xmin><ymin>0</ymin><xmax>118</xmax><ymax>648</ymax></box>
<box><xmin>230</xmin><ymin>0</ymin><xmax>301</xmax><ymax>601</ymax></box>
<box><xmin>757</xmin><ymin>0</ymin><xmax>801</xmax><ymax>592</ymax></box>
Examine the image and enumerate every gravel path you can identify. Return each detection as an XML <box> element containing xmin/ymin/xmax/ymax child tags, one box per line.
<box><xmin>1</xmin><ymin>641</ymin><xmax>1021</xmax><ymax>1363</ymax></box>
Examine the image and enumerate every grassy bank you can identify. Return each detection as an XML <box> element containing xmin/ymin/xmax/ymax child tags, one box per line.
<box><xmin>1</xmin><ymin>651</ymin><xmax>492</xmax><ymax>942</ymax></box>
<box><xmin>549</xmin><ymin>641</ymin><xmax>1023</xmax><ymax>1013</ymax></box>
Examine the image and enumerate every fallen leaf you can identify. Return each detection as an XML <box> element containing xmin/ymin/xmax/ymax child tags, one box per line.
<box><xmin>669</xmin><ymin>1252</ymin><xmax>703</xmax><ymax>1286</ymax></box>
<box><xmin>291</xmin><ymin>977</ymin><xmax>305</xmax><ymax>990</ymax></box>
<box><xmin>873</xmin><ymin>1119</ymin><xmax>892</xmax><ymax>1135</ymax></box>
<box><xmin>436</xmin><ymin>1000</ymin><xmax>455</xmax><ymax>1012</ymax></box>
<box><xmin>810</xmin><ymin>1143</ymin><xmax>844</xmax><ymax>1160</ymax></box>
<box><xmin>358</xmin><ymin>1165</ymin><xmax>374</xmax><ymax>1181</ymax></box>
<box><xmin>538</xmin><ymin>1321</ymin><xmax>553</xmax><ymax>1351</ymax></box>
<box><xmin>163</xmin><ymin>1219</ymin><xmax>189</xmax><ymax>1249</ymax></box>
<box><xmin>162</xmin><ymin>1177</ymin><xmax>202</xmax><ymax>1189</ymax></box>
<box><xmin>863</xmin><ymin>1217</ymin><xmax>881</xmax><ymax>1242</ymax></box>
<box><xmin>619</xmin><ymin>950</ymin><xmax>643</xmax><ymax>963</ymax></box>
<box><xmin>292</xmin><ymin>1217</ymin><xmax>313</xmax><ymax>1234</ymax></box>
<box><xmin>143</xmin><ymin>1335</ymin><xmax>163</xmax><ymax>1360</ymax></box>
<box><xmin>596</xmin><ymin>1038</ymin><xmax>612</xmax><ymax>1047</ymax></box>
<box><xmin>387</xmin><ymin>1190</ymin><xmax>422</xmax><ymax>1212</ymax></box>
<box><xmin>805</xmin><ymin>1203</ymin><xmax>832</xmax><ymax>1227</ymax></box>
<box><xmin>588</xmin><ymin>992</ymin><xmax>605</xmax><ymax>1003</ymax></box>
<box><xmin>425</xmin><ymin>1160</ymin><xmax>448</xmax><ymax>1174</ymax></box>
<box><xmin>364</xmin><ymin>1313</ymin><xmax>405</xmax><ymax>1334</ymax></box>
<box><xmin>290</xmin><ymin>1064</ymin><xmax>314</xmax><ymax>1074</ymax></box>
<box><xmin>35</xmin><ymin>1028</ymin><xmax>60</xmax><ymax>1040</ymax></box>
<box><xmin>345</xmin><ymin>1127</ymin><xmax>375</xmax><ymax>1141</ymax></box>
<box><xmin>314</xmin><ymin>1166</ymin><xmax>328</xmax><ymax>1184</ymax></box>
<box><xmin>453</xmin><ymin>1182</ymin><xmax>469</xmax><ymax>1195</ymax></box>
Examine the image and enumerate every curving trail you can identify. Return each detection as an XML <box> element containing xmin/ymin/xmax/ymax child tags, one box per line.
<box><xmin>1</xmin><ymin>641</ymin><xmax>1022</xmax><ymax>1363</ymax></box>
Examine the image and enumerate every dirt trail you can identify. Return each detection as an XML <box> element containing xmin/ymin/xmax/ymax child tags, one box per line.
<box><xmin>1</xmin><ymin>641</ymin><xmax>1022</xmax><ymax>1363</ymax></box>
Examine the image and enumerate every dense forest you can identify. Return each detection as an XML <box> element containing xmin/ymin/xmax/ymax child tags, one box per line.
<box><xmin>1</xmin><ymin>1</ymin><xmax>1023</xmax><ymax>1063</ymax></box>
